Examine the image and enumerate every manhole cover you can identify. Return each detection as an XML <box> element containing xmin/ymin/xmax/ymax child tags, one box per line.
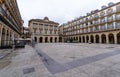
<box><xmin>23</xmin><ymin>67</ymin><xmax>35</xmax><ymax>74</ymax></box>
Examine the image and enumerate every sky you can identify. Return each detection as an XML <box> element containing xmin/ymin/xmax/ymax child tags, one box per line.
<box><xmin>17</xmin><ymin>0</ymin><xmax>120</xmax><ymax>27</ymax></box>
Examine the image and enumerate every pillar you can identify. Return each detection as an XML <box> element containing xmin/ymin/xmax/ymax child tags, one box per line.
<box><xmin>106</xmin><ymin>34</ymin><xmax>109</xmax><ymax>44</ymax></box>
<box><xmin>114</xmin><ymin>33</ymin><xmax>117</xmax><ymax>44</ymax></box>
<box><xmin>99</xmin><ymin>34</ymin><xmax>102</xmax><ymax>43</ymax></box>
<box><xmin>93</xmin><ymin>35</ymin><xmax>96</xmax><ymax>43</ymax></box>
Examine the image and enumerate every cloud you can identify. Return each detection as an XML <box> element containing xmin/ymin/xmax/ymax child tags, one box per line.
<box><xmin>17</xmin><ymin>0</ymin><xmax>120</xmax><ymax>27</ymax></box>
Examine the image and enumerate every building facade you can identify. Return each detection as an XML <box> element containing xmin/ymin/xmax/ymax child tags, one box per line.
<box><xmin>0</xmin><ymin>0</ymin><xmax>23</xmax><ymax>48</ymax></box>
<box><xmin>29</xmin><ymin>17</ymin><xmax>59</xmax><ymax>43</ymax></box>
<box><xmin>61</xmin><ymin>2</ymin><xmax>120</xmax><ymax>44</ymax></box>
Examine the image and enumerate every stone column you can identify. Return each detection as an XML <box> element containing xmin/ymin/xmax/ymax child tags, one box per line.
<box><xmin>37</xmin><ymin>36</ymin><xmax>39</xmax><ymax>43</ymax></box>
<box><xmin>93</xmin><ymin>35</ymin><xmax>96</xmax><ymax>43</ymax></box>
<box><xmin>106</xmin><ymin>34</ymin><xmax>109</xmax><ymax>44</ymax></box>
<box><xmin>53</xmin><ymin>37</ymin><xmax>55</xmax><ymax>43</ymax></box>
<box><xmin>48</xmin><ymin>37</ymin><xmax>50</xmax><ymax>43</ymax></box>
<box><xmin>77</xmin><ymin>36</ymin><xmax>79</xmax><ymax>42</ymax></box>
<box><xmin>99</xmin><ymin>34</ymin><xmax>102</xmax><ymax>43</ymax></box>
<box><xmin>114</xmin><ymin>33</ymin><xmax>117</xmax><ymax>44</ymax></box>
<box><xmin>57</xmin><ymin>36</ymin><xmax>59</xmax><ymax>43</ymax></box>
<box><xmin>43</xmin><ymin>36</ymin><xmax>45</xmax><ymax>43</ymax></box>
<box><xmin>4</xmin><ymin>28</ymin><xmax>7</xmax><ymax>46</ymax></box>
<box><xmin>84</xmin><ymin>35</ymin><xmax>86</xmax><ymax>43</ymax></box>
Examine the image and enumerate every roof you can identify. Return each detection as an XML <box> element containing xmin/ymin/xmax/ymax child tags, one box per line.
<box><xmin>29</xmin><ymin>18</ymin><xmax>59</xmax><ymax>26</ymax></box>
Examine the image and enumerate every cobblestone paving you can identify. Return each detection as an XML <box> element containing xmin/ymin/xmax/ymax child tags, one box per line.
<box><xmin>0</xmin><ymin>44</ymin><xmax>120</xmax><ymax>77</ymax></box>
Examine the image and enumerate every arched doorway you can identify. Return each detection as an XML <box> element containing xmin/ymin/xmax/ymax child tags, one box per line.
<box><xmin>34</xmin><ymin>37</ymin><xmax>37</xmax><ymax>42</ymax></box>
<box><xmin>1</xmin><ymin>28</ymin><xmax>5</xmax><ymax>47</ymax></box>
<box><xmin>55</xmin><ymin>37</ymin><xmax>57</xmax><ymax>43</ymax></box>
<box><xmin>79</xmin><ymin>36</ymin><xmax>81</xmax><ymax>43</ymax></box>
<box><xmin>50</xmin><ymin>37</ymin><xmax>53</xmax><ymax>43</ymax></box>
<box><xmin>59</xmin><ymin>37</ymin><xmax>62</xmax><ymax>42</ymax></box>
<box><xmin>39</xmin><ymin>37</ymin><xmax>43</xmax><ymax>43</ymax></box>
<box><xmin>76</xmin><ymin>37</ymin><xmax>78</xmax><ymax>42</ymax></box>
<box><xmin>45</xmin><ymin>37</ymin><xmax>48</xmax><ymax>43</ymax></box>
<box><xmin>95</xmin><ymin>35</ymin><xmax>99</xmax><ymax>43</ymax></box>
<box><xmin>108</xmin><ymin>33</ymin><xmax>114</xmax><ymax>44</ymax></box>
<box><xmin>86</xmin><ymin>36</ymin><xmax>89</xmax><ymax>43</ymax></box>
<box><xmin>83</xmin><ymin>36</ymin><xmax>85</xmax><ymax>43</ymax></box>
<box><xmin>117</xmin><ymin>32</ymin><xmax>120</xmax><ymax>44</ymax></box>
<box><xmin>101</xmin><ymin>34</ymin><xmax>106</xmax><ymax>43</ymax></box>
<box><xmin>91</xmin><ymin>35</ymin><xmax>94</xmax><ymax>43</ymax></box>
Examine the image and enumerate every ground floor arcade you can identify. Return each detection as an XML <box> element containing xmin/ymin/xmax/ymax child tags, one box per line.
<box><xmin>64</xmin><ymin>30</ymin><xmax>120</xmax><ymax>44</ymax></box>
<box><xmin>0</xmin><ymin>21</ymin><xmax>20</xmax><ymax>48</ymax></box>
<box><xmin>34</xmin><ymin>36</ymin><xmax>63</xmax><ymax>43</ymax></box>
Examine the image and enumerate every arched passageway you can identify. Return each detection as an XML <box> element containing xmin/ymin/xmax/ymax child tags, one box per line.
<box><xmin>95</xmin><ymin>35</ymin><xmax>99</xmax><ymax>43</ymax></box>
<box><xmin>108</xmin><ymin>33</ymin><xmax>114</xmax><ymax>44</ymax></box>
<box><xmin>90</xmin><ymin>35</ymin><xmax>94</xmax><ymax>43</ymax></box>
<box><xmin>59</xmin><ymin>37</ymin><xmax>62</xmax><ymax>42</ymax></box>
<box><xmin>86</xmin><ymin>36</ymin><xmax>89</xmax><ymax>43</ymax></box>
<box><xmin>83</xmin><ymin>36</ymin><xmax>85</xmax><ymax>43</ymax></box>
<box><xmin>34</xmin><ymin>37</ymin><xmax>37</xmax><ymax>42</ymax></box>
<box><xmin>50</xmin><ymin>37</ymin><xmax>53</xmax><ymax>43</ymax></box>
<box><xmin>55</xmin><ymin>37</ymin><xmax>57</xmax><ymax>43</ymax></box>
<box><xmin>101</xmin><ymin>34</ymin><xmax>106</xmax><ymax>43</ymax></box>
<box><xmin>45</xmin><ymin>37</ymin><xmax>48</xmax><ymax>43</ymax></box>
<box><xmin>117</xmin><ymin>32</ymin><xmax>120</xmax><ymax>44</ymax></box>
<box><xmin>79</xmin><ymin>36</ymin><xmax>81</xmax><ymax>43</ymax></box>
<box><xmin>39</xmin><ymin>37</ymin><xmax>43</xmax><ymax>43</ymax></box>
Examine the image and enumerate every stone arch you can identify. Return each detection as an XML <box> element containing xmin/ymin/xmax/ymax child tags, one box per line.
<box><xmin>86</xmin><ymin>36</ymin><xmax>89</xmax><ymax>43</ymax></box>
<box><xmin>45</xmin><ymin>37</ymin><xmax>48</xmax><ymax>43</ymax></box>
<box><xmin>95</xmin><ymin>35</ymin><xmax>99</xmax><ymax>43</ymax></box>
<box><xmin>108</xmin><ymin>33</ymin><xmax>114</xmax><ymax>44</ymax></box>
<box><xmin>101</xmin><ymin>34</ymin><xmax>106</xmax><ymax>43</ymax></box>
<box><xmin>50</xmin><ymin>37</ymin><xmax>53</xmax><ymax>43</ymax></box>
<box><xmin>82</xmin><ymin>36</ymin><xmax>85</xmax><ymax>43</ymax></box>
<box><xmin>55</xmin><ymin>37</ymin><xmax>57</xmax><ymax>43</ymax></box>
<box><xmin>34</xmin><ymin>37</ymin><xmax>37</xmax><ymax>42</ymax></box>
<box><xmin>59</xmin><ymin>37</ymin><xmax>62</xmax><ymax>42</ymax></box>
<box><xmin>39</xmin><ymin>37</ymin><xmax>43</xmax><ymax>43</ymax></box>
<box><xmin>90</xmin><ymin>35</ymin><xmax>94</xmax><ymax>43</ymax></box>
<box><xmin>79</xmin><ymin>36</ymin><xmax>81</xmax><ymax>43</ymax></box>
<box><xmin>117</xmin><ymin>32</ymin><xmax>120</xmax><ymax>44</ymax></box>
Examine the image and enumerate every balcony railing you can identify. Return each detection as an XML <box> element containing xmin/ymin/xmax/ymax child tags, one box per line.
<box><xmin>0</xmin><ymin>7</ymin><xmax>20</xmax><ymax>33</ymax></box>
<box><xmin>107</xmin><ymin>18</ymin><xmax>113</xmax><ymax>22</ymax></box>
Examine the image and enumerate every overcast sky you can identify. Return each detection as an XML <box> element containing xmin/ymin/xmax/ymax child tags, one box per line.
<box><xmin>17</xmin><ymin>0</ymin><xmax>120</xmax><ymax>27</ymax></box>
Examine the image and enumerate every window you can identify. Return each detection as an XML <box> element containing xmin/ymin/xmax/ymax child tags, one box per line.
<box><xmin>50</xmin><ymin>31</ymin><xmax>52</xmax><ymax>34</ymax></box>
<box><xmin>117</xmin><ymin>22</ymin><xmax>120</xmax><ymax>29</ymax></box>
<box><xmin>40</xmin><ymin>30</ymin><xmax>42</xmax><ymax>34</ymax></box>
<box><xmin>116</xmin><ymin>6</ymin><xmax>120</xmax><ymax>12</ymax></box>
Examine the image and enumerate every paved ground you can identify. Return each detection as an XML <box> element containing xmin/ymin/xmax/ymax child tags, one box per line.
<box><xmin>0</xmin><ymin>43</ymin><xmax>120</xmax><ymax>77</ymax></box>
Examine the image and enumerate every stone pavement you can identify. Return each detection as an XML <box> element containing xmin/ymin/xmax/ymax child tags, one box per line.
<box><xmin>0</xmin><ymin>49</ymin><xmax>13</xmax><ymax>60</ymax></box>
<box><xmin>0</xmin><ymin>44</ymin><xmax>120</xmax><ymax>77</ymax></box>
<box><xmin>0</xmin><ymin>45</ymin><xmax>52</xmax><ymax>77</ymax></box>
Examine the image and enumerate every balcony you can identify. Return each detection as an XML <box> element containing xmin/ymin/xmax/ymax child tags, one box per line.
<box><xmin>0</xmin><ymin>7</ymin><xmax>20</xmax><ymax>34</ymax></box>
<box><xmin>93</xmin><ymin>15</ymin><xmax>99</xmax><ymax>20</ymax></box>
<box><xmin>100</xmin><ymin>20</ymin><xmax>106</xmax><ymax>24</ymax></box>
<box><xmin>93</xmin><ymin>21</ymin><xmax>99</xmax><ymax>26</ymax></box>
<box><xmin>116</xmin><ymin>16</ymin><xmax>120</xmax><ymax>21</ymax></box>
<box><xmin>107</xmin><ymin>18</ymin><xmax>113</xmax><ymax>22</ymax></box>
